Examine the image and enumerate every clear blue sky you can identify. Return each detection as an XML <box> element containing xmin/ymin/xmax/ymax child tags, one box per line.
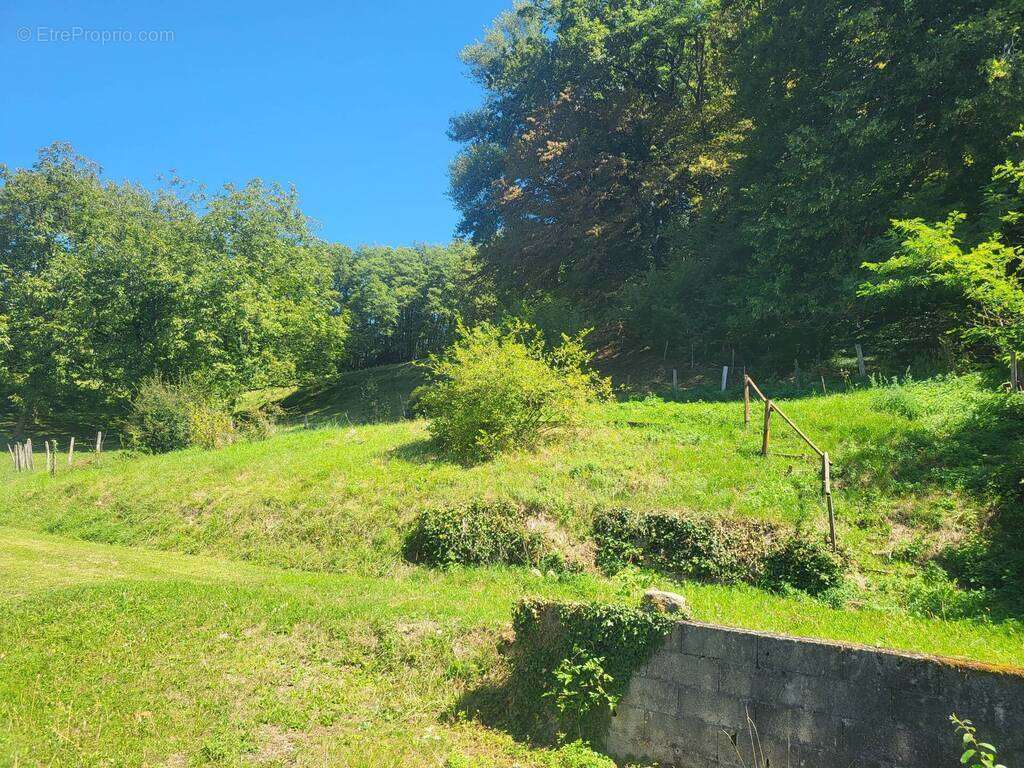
<box><xmin>1</xmin><ymin>0</ymin><xmax>510</xmax><ymax>246</ymax></box>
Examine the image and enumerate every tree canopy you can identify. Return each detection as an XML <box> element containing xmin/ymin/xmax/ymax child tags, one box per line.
<box><xmin>451</xmin><ymin>0</ymin><xmax>1024</xmax><ymax>366</ymax></box>
<box><xmin>0</xmin><ymin>144</ymin><xmax>346</xmax><ymax>427</ymax></box>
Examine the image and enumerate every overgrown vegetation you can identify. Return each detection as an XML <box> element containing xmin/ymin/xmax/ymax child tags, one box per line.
<box><xmin>122</xmin><ymin>378</ymin><xmax>278</xmax><ymax>453</ymax></box>
<box><xmin>417</xmin><ymin>322</ymin><xmax>610</xmax><ymax>462</ymax></box>
<box><xmin>593</xmin><ymin>509</ymin><xmax>844</xmax><ymax>596</ymax></box>
<box><xmin>451</xmin><ymin>0</ymin><xmax>1024</xmax><ymax>368</ymax></box>
<box><xmin>463</xmin><ymin>599</ymin><xmax>672</xmax><ymax>745</ymax></box>
<box><xmin>403</xmin><ymin>501</ymin><xmax>569</xmax><ymax>571</ymax></box>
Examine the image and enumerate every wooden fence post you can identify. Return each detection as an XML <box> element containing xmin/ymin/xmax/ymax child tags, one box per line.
<box><xmin>96</xmin><ymin>431</ymin><xmax>103</xmax><ymax>453</ymax></box>
<box><xmin>25</xmin><ymin>438</ymin><xmax>33</xmax><ymax>470</ymax></box>
<box><xmin>721</xmin><ymin>366</ymin><xmax>729</xmax><ymax>392</ymax></box>
<box><xmin>68</xmin><ymin>437</ymin><xmax>75</xmax><ymax>466</ymax></box>
<box><xmin>45</xmin><ymin>440</ymin><xmax>51</xmax><ymax>473</ymax></box>
<box><xmin>823</xmin><ymin>452</ymin><xmax>836</xmax><ymax>552</ymax></box>
<box><xmin>820</xmin><ymin>375</ymin><xmax>827</xmax><ymax>395</ymax></box>
<box><xmin>761</xmin><ymin>401</ymin><xmax>773</xmax><ymax>456</ymax></box>
<box><xmin>1012</xmin><ymin>350</ymin><xmax>1019</xmax><ymax>392</ymax></box>
<box><xmin>855</xmin><ymin>344</ymin><xmax>866</xmax><ymax>377</ymax></box>
<box><xmin>743</xmin><ymin>376</ymin><xmax>751</xmax><ymax>429</ymax></box>
<box><xmin>672</xmin><ymin>368</ymin><xmax>678</xmax><ymax>391</ymax></box>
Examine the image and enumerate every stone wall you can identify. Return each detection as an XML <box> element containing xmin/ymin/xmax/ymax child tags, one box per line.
<box><xmin>605</xmin><ymin>621</ymin><xmax>1024</xmax><ymax>767</ymax></box>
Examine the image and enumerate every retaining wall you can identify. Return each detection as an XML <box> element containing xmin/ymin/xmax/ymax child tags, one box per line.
<box><xmin>604</xmin><ymin>620</ymin><xmax>1024</xmax><ymax>767</ymax></box>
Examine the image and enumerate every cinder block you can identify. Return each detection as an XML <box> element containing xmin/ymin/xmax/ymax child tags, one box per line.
<box><xmin>830</xmin><ymin>678</ymin><xmax>893</xmax><ymax>722</ymax></box>
<box><xmin>642</xmin><ymin>677</ymin><xmax>681</xmax><ymax>717</ymax></box>
<box><xmin>843</xmin><ymin>647</ymin><xmax>941</xmax><ymax>695</ymax></box>
<box><xmin>788</xmin><ymin>707</ymin><xmax>841</xmax><ymax>749</ymax></box>
<box><xmin>641</xmin><ymin>650</ymin><xmax>720</xmax><ymax>691</ymax></box>
<box><xmin>719</xmin><ymin>668</ymin><xmax>831</xmax><ymax>713</ymax></box>
<box><xmin>678</xmin><ymin>623</ymin><xmax>758</xmax><ymax>669</ymax></box>
<box><xmin>652</xmin><ymin>712</ymin><xmax>720</xmax><ymax>766</ymax></box>
<box><xmin>841</xmin><ymin>720</ymin><xmax>944</xmax><ymax>766</ymax></box>
<box><xmin>678</xmin><ymin>684</ymin><xmax>745</xmax><ymax>728</ymax></box>
<box><xmin>756</xmin><ymin>634</ymin><xmax>846</xmax><ymax>678</ymax></box>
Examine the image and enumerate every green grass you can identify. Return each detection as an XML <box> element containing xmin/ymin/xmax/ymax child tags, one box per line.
<box><xmin>278</xmin><ymin>362</ymin><xmax>425</xmax><ymax>425</ymax></box>
<box><xmin>0</xmin><ymin>373</ymin><xmax>1003</xmax><ymax>582</ymax></box>
<box><xmin>2</xmin><ymin>526</ymin><xmax>1021</xmax><ymax>767</ymax></box>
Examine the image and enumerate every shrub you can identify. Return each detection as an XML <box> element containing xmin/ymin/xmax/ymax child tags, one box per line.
<box><xmin>593</xmin><ymin>509</ymin><xmax>845</xmax><ymax>596</ymax></box>
<box><xmin>122</xmin><ymin>378</ymin><xmax>195</xmax><ymax>453</ymax></box>
<box><xmin>188</xmin><ymin>401</ymin><xmax>238</xmax><ymax>450</ymax></box>
<box><xmin>761</xmin><ymin>535</ymin><xmax>845</xmax><ymax>595</ymax></box>
<box><xmin>416</xmin><ymin>321</ymin><xmax>610</xmax><ymax>462</ymax></box>
<box><xmin>403</xmin><ymin>501</ymin><xmax>564</xmax><ymax>570</ymax></box>
<box><xmin>506</xmin><ymin>599</ymin><xmax>672</xmax><ymax>743</ymax></box>
<box><xmin>124</xmin><ymin>377</ymin><xmax>278</xmax><ymax>453</ymax></box>
<box><xmin>593</xmin><ymin>509</ymin><xmax>786</xmax><ymax>584</ymax></box>
<box><xmin>235</xmin><ymin>402</ymin><xmax>282</xmax><ymax>441</ymax></box>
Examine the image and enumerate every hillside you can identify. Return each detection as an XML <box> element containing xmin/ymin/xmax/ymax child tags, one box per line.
<box><xmin>2</xmin><ymin>371</ymin><xmax>1021</xmax><ymax>616</ymax></box>
<box><xmin>3</xmin><ymin>369</ymin><xmax>1024</xmax><ymax>765</ymax></box>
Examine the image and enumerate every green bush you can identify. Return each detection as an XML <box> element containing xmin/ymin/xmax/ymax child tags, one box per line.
<box><xmin>505</xmin><ymin>599</ymin><xmax>672</xmax><ymax>743</ymax></box>
<box><xmin>403</xmin><ymin>501</ymin><xmax>564</xmax><ymax>570</ymax></box>
<box><xmin>124</xmin><ymin>377</ymin><xmax>279</xmax><ymax>453</ymax></box>
<box><xmin>545</xmin><ymin>741</ymin><xmax>617</xmax><ymax>768</ymax></box>
<box><xmin>593</xmin><ymin>509</ymin><xmax>785</xmax><ymax>584</ymax></box>
<box><xmin>593</xmin><ymin>509</ymin><xmax>845</xmax><ymax>596</ymax></box>
<box><xmin>122</xmin><ymin>378</ymin><xmax>195</xmax><ymax>453</ymax></box>
<box><xmin>761</xmin><ymin>535</ymin><xmax>845</xmax><ymax>595</ymax></box>
<box><xmin>416</xmin><ymin>321</ymin><xmax>610</xmax><ymax>462</ymax></box>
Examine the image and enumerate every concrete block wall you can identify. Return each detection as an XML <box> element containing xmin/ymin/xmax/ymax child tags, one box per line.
<box><xmin>605</xmin><ymin>621</ymin><xmax>1024</xmax><ymax>767</ymax></box>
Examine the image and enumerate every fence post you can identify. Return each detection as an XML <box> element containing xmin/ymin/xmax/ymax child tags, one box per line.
<box><xmin>823</xmin><ymin>452</ymin><xmax>836</xmax><ymax>552</ymax></box>
<box><xmin>855</xmin><ymin>344</ymin><xmax>866</xmax><ymax>377</ymax></box>
<box><xmin>1012</xmin><ymin>350</ymin><xmax>1019</xmax><ymax>392</ymax></box>
<box><xmin>68</xmin><ymin>437</ymin><xmax>75</xmax><ymax>466</ymax></box>
<box><xmin>761</xmin><ymin>400</ymin><xmax>773</xmax><ymax>456</ymax></box>
<box><xmin>721</xmin><ymin>366</ymin><xmax>729</xmax><ymax>392</ymax></box>
<box><xmin>25</xmin><ymin>438</ymin><xmax>33</xmax><ymax>470</ymax></box>
<box><xmin>743</xmin><ymin>375</ymin><xmax>751</xmax><ymax>429</ymax></box>
<box><xmin>672</xmin><ymin>368</ymin><xmax>678</xmax><ymax>391</ymax></box>
<box><xmin>96</xmin><ymin>431</ymin><xmax>103</xmax><ymax>453</ymax></box>
<box><xmin>45</xmin><ymin>440</ymin><xmax>51</xmax><ymax>473</ymax></box>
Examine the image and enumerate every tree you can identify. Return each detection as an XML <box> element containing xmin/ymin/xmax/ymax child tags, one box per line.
<box><xmin>450</xmin><ymin>0</ymin><xmax>739</xmax><ymax>297</ymax></box>
<box><xmin>0</xmin><ymin>144</ymin><xmax>347</xmax><ymax>429</ymax></box>
<box><xmin>333</xmin><ymin>242</ymin><xmax>495</xmax><ymax>368</ymax></box>
<box><xmin>860</xmin><ymin>127</ymin><xmax>1024</xmax><ymax>372</ymax></box>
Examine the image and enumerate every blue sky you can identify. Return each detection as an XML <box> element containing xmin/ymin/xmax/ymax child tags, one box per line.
<box><xmin>1</xmin><ymin>0</ymin><xmax>510</xmax><ymax>246</ymax></box>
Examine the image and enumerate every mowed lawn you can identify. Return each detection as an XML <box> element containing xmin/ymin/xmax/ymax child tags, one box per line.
<box><xmin>1</xmin><ymin>527</ymin><xmax>1022</xmax><ymax>767</ymax></box>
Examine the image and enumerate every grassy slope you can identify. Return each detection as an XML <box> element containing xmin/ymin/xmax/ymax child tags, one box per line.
<box><xmin>0</xmin><ymin>375</ymin><xmax>994</xmax><ymax>578</ymax></box>
<box><xmin>2</xmin><ymin>527</ymin><xmax>1022</xmax><ymax>768</ymax></box>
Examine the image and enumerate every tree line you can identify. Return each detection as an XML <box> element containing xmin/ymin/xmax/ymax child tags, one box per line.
<box><xmin>0</xmin><ymin>145</ymin><xmax>490</xmax><ymax>430</ymax></box>
<box><xmin>450</xmin><ymin>0</ymin><xmax>1024</xmax><ymax>370</ymax></box>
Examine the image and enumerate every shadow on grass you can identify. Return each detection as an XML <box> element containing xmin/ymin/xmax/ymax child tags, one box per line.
<box><xmin>841</xmin><ymin>386</ymin><xmax>1024</xmax><ymax>616</ymax></box>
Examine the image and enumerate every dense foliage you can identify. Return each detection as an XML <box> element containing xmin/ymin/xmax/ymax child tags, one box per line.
<box><xmin>0</xmin><ymin>144</ymin><xmax>346</xmax><ymax>429</ymax></box>
<box><xmin>593</xmin><ymin>509</ymin><xmax>844</xmax><ymax>595</ymax></box>
<box><xmin>452</xmin><ymin>0</ymin><xmax>1024</xmax><ymax>367</ymax></box>
<box><xmin>417</xmin><ymin>322</ymin><xmax>610</xmax><ymax>462</ymax></box>
<box><xmin>333</xmin><ymin>242</ymin><xmax>496</xmax><ymax>369</ymax></box>
<box><xmin>403</xmin><ymin>500</ymin><xmax>563</xmax><ymax>570</ymax></box>
<box><xmin>501</xmin><ymin>599</ymin><xmax>672</xmax><ymax>743</ymax></box>
<box><xmin>122</xmin><ymin>378</ymin><xmax>277</xmax><ymax>453</ymax></box>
